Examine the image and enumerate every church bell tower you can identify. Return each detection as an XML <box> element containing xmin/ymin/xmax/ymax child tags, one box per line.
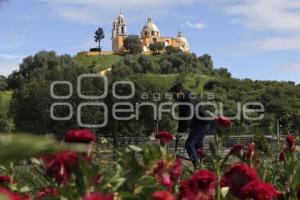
<box><xmin>112</xmin><ymin>10</ymin><xmax>127</xmax><ymax>53</ymax></box>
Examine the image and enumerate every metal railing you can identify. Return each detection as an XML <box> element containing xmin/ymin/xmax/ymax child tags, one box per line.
<box><xmin>94</xmin><ymin>135</ymin><xmax>286</xmax><ymax>160</ymax></box>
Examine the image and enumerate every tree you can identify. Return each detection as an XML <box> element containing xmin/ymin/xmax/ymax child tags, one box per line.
<box><xmin>10</xmin><ymin>51</ymin><xmax>104</xmax><ymax>135</ymax></box>
<box><xmin>165</xmin><ymin>46</ymin><xmax>181</xmax><ymax>54</ymax></box>
<box><xmin>149</xmin><ymin>42</ymin><xmax>165</xmax><ymax>54</ymax></box>
<box><xmin>138</xmin><ymin>55</ymin><xmax>153</xmax><ymax>73</ymax></box>
<box><xmin>160</xmin><ymin>60</ymin><xmax>172</xmax><ymax>74</ymax></box>
<box><xmin>0</xmin><ymin>91</ymin><xmax>14</xmax><ymax>133</ymax></box>
<box><xmin>199</xmin><ymin>54</ymin><xmax>214</xmax><ymax>69</ymax></box>
<box><xmin>124</xmin><ymin>35</ymin><xmax>143</xmax><ymax>54</ymax></box>
<box><xmin>0</xmin><ymin>76</ymin><xmax>7</xmax><ymax>91</ymax></box>
<box><xmin>214</xmin><ymin>68</ymin><xmax>231</xmax><ymax>78</ymax></box>
<box><xmin>94</xmin><ymin>27</ymin><xmax>105</xmax><ymax>55</ymax></box>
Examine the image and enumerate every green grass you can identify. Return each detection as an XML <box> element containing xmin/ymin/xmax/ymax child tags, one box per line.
<box><xmin>73</xmin><ymin>54</ymin><xmax>213</xmax><ymax>93</ymax></box>
<box><xmin>129</xmin><ymin>73</ymin><xmax>212</xmax><ymax>94</ymax></box>
<box><xmin>184</xmin><ymin>73</ymin><xmax>213</xmax><ymax>93</ymax></box>
<box><xmin>0</xmin><ymin>90</ymin><xmax>12</xmax><ymax>118</ymax></box>
<box><xmin>74</xmin><ymin>54</ymin><xmax>121</xmax><ymax>72</ymax></box>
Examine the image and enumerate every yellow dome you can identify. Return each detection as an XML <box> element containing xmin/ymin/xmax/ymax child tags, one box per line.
<box><xmin>176</xmin><ymin>32</ymin><xmax>189</xmax><ymax>46</ymax></box>
<box><xmin>141</xmin><ymin>17</ymin><xmax>160</xmax><ymax>37</ymax></box>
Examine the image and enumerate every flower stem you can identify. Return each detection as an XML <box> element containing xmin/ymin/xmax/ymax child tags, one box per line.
<box><xmin>215</xmin><ymin>134</ymin><xmax>222</xmax><ymax>200</ymax></box>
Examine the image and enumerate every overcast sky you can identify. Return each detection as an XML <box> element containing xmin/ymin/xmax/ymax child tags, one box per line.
<box><xmin>1</xmin><ymin>0</ymin><xmax>300</xmax><ymax>83</ymax></box>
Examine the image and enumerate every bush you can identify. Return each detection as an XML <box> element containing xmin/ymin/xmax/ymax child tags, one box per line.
<box><xmin>165</xmin><ymin>46</ymin><xmax>181</xmax><ymax>54</ymax></box>
<box><xmin>0</xmin><ymin>76</ymin><xmax>7</xmax><ymax>91</ymax></box>
<box><xmin>0</xmin><ymin>128</ymin><xmax>298</xmax><ymax>200</ymax></box>
<box><xmin>149</xmin><ymin>42</ymin><xmax>165</xmax><ymax>54</ymax></box>
<box><xmin>90</xmin><ymin>48</ymin><xmax>101</xmax><ymax>52</ymax></box>
<box><xmin>0</xmin><ymin>118</ymin><xmax>15</xmax><ymax>133</ymax></box>
<box><xmin>124</xmin><ymin>35</ymin><xmax>143</xmax><ymax>54</ymax></box>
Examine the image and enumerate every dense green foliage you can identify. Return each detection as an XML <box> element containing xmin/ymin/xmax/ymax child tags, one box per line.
<box><xmin>8</xmin><ymin>51</ymin><xmax>106</xmax><ymax>135</ymax></box>
<box><xmin>149</xmin><ymin>42</ymin><xmax>165</xmax><ymax>54</ymax></box>
<box><xmin>0</xmin><ymin>91</ymin><xmax>14</xmax><ymax>133</ymax></box>
<box><xmin>0</xmin><ymin>75</ymin><xmax>7</xmax><ymax>91</ymax></box>
<box><xmin>111</xmin><ymin>52</ymin><xmax>217</xmax><ymax>76</ymax></box>
<box><xmin>124</xmin><ymin>35</ymin><xmax>143</xmax><ymax>54</ymax></box>
<box><xmin>204</xmin><ymin>78</ymin><xmax>300</xmax><ymax>134</ymax></box>
<box><xmin>3</xmin><ymin>50</ymin><xmax>300</xmax><ymax>136</ymax></box>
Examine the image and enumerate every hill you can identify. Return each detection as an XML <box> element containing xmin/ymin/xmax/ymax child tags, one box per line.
<box><xmin>5</xmin><ymin>50</ymin><xmax>300</xmax><ymax>136</ymax></box>
<box><xmin>74</xmin><ymin>54</ymin><xmax>121</xmax><ymax>72</ymax></box>
<box><xmin>74</xmin><ymin>53</ymin><xmax>216</xmax><ymax>93</ymax></box>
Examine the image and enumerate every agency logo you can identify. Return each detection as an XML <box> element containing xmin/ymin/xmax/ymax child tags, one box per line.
<box><xmin>50</xmin><ymin>74</ymin><xmax>265</xmax><ymax>128</ymax></box>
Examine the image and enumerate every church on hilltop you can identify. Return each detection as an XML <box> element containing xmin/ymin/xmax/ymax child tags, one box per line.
<box><xmin>111</xmin><ymin>13</ymin><xmax>190</xmax><ymax>54</ymax></box>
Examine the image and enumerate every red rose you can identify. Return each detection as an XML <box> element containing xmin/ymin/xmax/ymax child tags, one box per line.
<box><xmin>286</xmin><ymin>135</ymin><xmax>296</xmax><ymax>151</ymax></box>
<box><xmin>179</xmin><ymin>170</ymin><xmax>216</xmax><ymax>200</ymax></box>
<box><xmin>216</xmin><ymin>116</ymin><xmax>232</xmax><ymax>128</ymax></box>
<box><xmin>153</xmin><ymin>160</ymin><xmax>173</xmax><ymax>189</ymax></box>
<box><xmin>255</xmin><ymin>159</ymin><xmax>263</xmax><ymax>168</ymax></box>
<box><xmin>0</xmin><ymin>176</ymin><xmax>16</xmax><ymax>185</ymax></box>
<box><xmin>41</xmin><ymin>151</ymin><xmax>78</xmax><ymax>185</ymax></box>
<box><xmin>155</xmin><ymin>131</ymin><xmax>173</xmax><ymax>146</ymax></box>
<box><xmin>197</xmin><ymin>149</ymin><xmax>206</xmax><ymax>158</ymax></box>
<box><xmin>279</xmin><ymin>149</ymin><xmax>287</xmax><ymax>162</ymax></box>
<box><xmin>158</xmin><ymin>173</ymin><xmax>173</xmax><ymax>188</ymax></box>
<box><xmin>279</xmin><ymin>135</ymin><xmax>296</xmax><ymax>162</ymax></box>
<box><xmin>153</xmin><ymin>160</ymin><xmax>168</xmax><ymax>175</ymax></box>
<box><xmin>189</xmin><ymin>170</ymin><xmax>216</xmax><ymax>193</ymax></box>
<box><xmin>23</xmin><ymin>192</ymin><xmax>30</xmax><ymax>200</ymax></box>
<box><xmin>229</xmin><ymin>144</ymin><xmax>245</xmax><ymax>156</ymax></box>
<box><xmin>240</xmin><ymin>180</ymin><xmax>278</xmax><ymax>200</ymax></box>
<box><xmin>91</xmin><ymin>173</ymin><xmax>102</xmax><ymax>186</ymax></box>
<box><xmin>248</xmin><ymin>143</ymin><xmax>255</xmax><ymax>158</ymax></box>
<box><xmin>64</xmin><ymin>129</ymin><xmax>96</xmax><ymax>143</ymax></box>
<box><xmin>152</xmin><ymin>190</ymin><xmax>175</xmax><ymax>200</ymax></box>
<box><xmin>83</xmin><ymin>193</ymin><xmax>114</xmax><ymax>200</ymax></box>
<box><xmin>0</xmin><ymin>187</ymin><xmax>23</xmax><ymax>200</ymax></box>
<box><xmin>35</xmin><ymin>187</ymin><xmax>59</xmax><ymax>200</ymax></box>
<box><xmin>170</xmin><ymin>158</ymin><xmax>182</xmax><ymax>178</ymax></box>
<box><xmin>179</xmin><ymin>180</ymin><xmax>194</xmax><ymax>200</ymax></box>
<box><xmin>221</xmin><ymin>163</ymin><xmax>259</xmax><ymax>198</ymax></box>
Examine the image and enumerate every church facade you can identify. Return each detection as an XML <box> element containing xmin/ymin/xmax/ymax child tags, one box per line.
<box><xmin>112</xmin><ymin>14</ymin><xmax>190</xmax><ymax>54</ymax></box>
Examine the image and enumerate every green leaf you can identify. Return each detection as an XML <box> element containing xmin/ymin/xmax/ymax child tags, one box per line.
<box><xmin>0</xmin><ymin>134</ymin><xmax>63</xmax><ymax>164</ymax></box>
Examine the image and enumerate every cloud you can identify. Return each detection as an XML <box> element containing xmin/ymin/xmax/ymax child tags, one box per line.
<box><xmin>38</xmin><ymin>0</ymin><xmax>196</xmax><ymax>9</ymax></box>
<box><xmin>223</xmin><ymin>0</ymin><xmax>300</xmax><ymax>51</ymax></box>
<box><xmin>182</xmin><ymin>21</ymin><xmax>207</xmax><ymax>30</ymax></box>
<box><xmin>281</xmin><ymin>62</ymin><xmax>300</xmax><ymax>72</ymax></box>
<box><xmin>225</xmin><ymin>0</ymin><xmax>300</xmax><ymax>33</ymax></box>
<box><xmin>239</xmin><ymin>35</ymin><xmax>300</xmax><ymax>51</ymax></box>
<box><xmin>37</xmin><ymin>0</ymin><xmax>198</xmax><ymax>24</ymax></box>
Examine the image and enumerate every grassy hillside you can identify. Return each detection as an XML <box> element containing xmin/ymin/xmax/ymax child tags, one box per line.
<box><xmin>74</xmin><ymin>54</ymin><xmax>213</xmax><ymax>93</ymax></box>
<box><xmin>74</xmin><ymin>54</ymin><xmax>121</xmax><ymax>72</ymax></box>
<box><xmin>127</xmin><ymin>73</ymin><xmax>212</xmax><ymax>93</ymax></box>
